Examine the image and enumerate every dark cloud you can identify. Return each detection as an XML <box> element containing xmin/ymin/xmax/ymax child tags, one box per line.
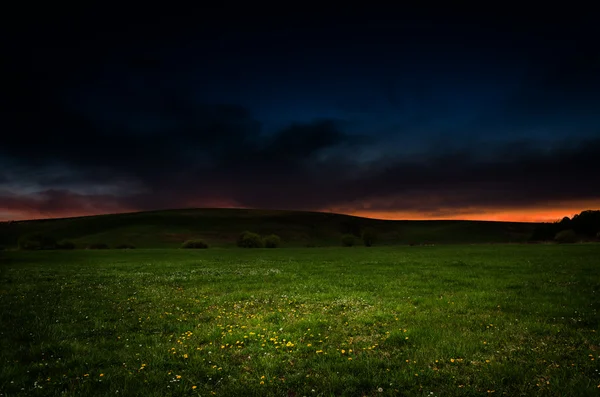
<box><xmin>2</xmin><ymin>31</ymin><xmax>600</xmax><ymax>217</ymax></box>
<box><xmin>1</xmin><ymin>7</ymin><xmax>599</xmax><ymax>220</ymax></box>
<box><xmin>0</xmin><ymin>189</ymin><xmax>137</xmax><ymax>220</ymax></box>
<box><xmin>0</xmin><ymin>80</ymin><xmax>369</xmax><ymax>216</ymax></box>
<box><xmin>2</xmin><ymin>101</ymin><xmax>599</xmax><ymax>218</ymax></box>
<box><xmin>333</xmin><ymin>138</ymin><xmax>600</xmax><ymax>211</ymax></box>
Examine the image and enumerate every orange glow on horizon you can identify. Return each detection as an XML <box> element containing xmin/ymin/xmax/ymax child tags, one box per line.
<box><xmin>2</xmin><ymin>200</ymin><xmax>600</xmax><ymax>223</ymax></box>
<box><xmin>341</xmin><ymin>200</ymin><xmax>600</xmax><ymax>223</ymax></box>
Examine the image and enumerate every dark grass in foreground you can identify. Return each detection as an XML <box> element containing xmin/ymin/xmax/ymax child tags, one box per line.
<box><xmin>0</xmin><ymin>246</ymin><xmax>599</xmax><ymax>396</ymax></box>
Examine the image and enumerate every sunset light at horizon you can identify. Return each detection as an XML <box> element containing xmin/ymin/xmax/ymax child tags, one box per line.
<box><xmin>1</xmin><ymin>8</ymin><xmax>598</xmax><ymax>222</ymax></box>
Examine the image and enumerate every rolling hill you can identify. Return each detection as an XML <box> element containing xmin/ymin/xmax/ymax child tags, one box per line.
<box><xmin>0</xmin><ymin>208</ymin><xmax>539</xmax><ymax>249</ymax></box>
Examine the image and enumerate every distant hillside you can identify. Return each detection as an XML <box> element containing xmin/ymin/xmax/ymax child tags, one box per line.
<box><xmin>0</xmin><ymin>208</ymin><xmax>538</xmax><ymax>249</ymax></box>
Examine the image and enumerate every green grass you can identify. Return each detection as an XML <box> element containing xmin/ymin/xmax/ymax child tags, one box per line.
<box><xmin>0</xmin><ymin>208</ymin><xmax>537</xmax><ymax>249</ymax></box>
<box><xmin>1</xmin><ymin>245</ymin><xmax>599</xmax><ymax>396</ymax></box>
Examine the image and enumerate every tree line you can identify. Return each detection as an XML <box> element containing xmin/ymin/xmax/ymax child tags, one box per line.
<box><xmin>530</xmin><ymin>210</ymin><xmax>600</xmax><ymax>243</ymax></box>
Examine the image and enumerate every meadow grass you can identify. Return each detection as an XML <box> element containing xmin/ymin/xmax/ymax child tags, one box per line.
<box><xmin>0</xmin><ymin>245</ymin><xmax>598</xmax><ymax>396</ymax></box>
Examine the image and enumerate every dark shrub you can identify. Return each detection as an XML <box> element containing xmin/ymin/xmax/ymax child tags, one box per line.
<box><xmin>341</xmin><ymin>234</ymin><xmax>357</xmax><ymax>247</ymax></box>
<box><xmin>340</xmin><ymin>219</ymin><xmax>362</xmax><ymax>237</ymax></box>
<box><xmin>56</xmin><ymin>241</ymin><xmax>75</xmax><ymax>250</ymax></box>
<box><xmin>87</xmin><ymin>243</ymin><xmax>109</xmax><ymax>249</ymax></box>
<box><xmin>361</xmin><ymin>227</ymin><xmax>378</xmax><ymax>247</ymax></box>
<box><xmin>116</xmin><ymin>243</ymin><xmax>136</xmax><ymax>249</ymax></box>
<box><xmin>18</xmin><ymin>232</ymin><xmax>57</xmax><ymax>250</ymax></box>
<box><xmin>181</xmin><ymin>239</ymin><xmax>208</xmax><ymax>249</ymax></box>
<box><xmin>237</xmin><ymin>231</ymin><xmax>264</xmax><ymax>248</ymax></box>
<box><xmin>554</xmin><ymin>229</ymin><xmax>578</xmax><ymax>244</ymax></box>
<box><xmin>264</xmin><ymin>234</ymin><xmax>281</xmax><ymax>248</ymax></box>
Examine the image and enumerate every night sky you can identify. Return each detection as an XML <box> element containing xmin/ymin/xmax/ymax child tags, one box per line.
<box><xmin>2</xmin><ymin>6</ymin><xmax>599</xmax><ymax>221</ymax></box>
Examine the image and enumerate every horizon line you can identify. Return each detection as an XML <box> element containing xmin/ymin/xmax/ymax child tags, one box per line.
<box><xmin>0</xmin><ymin>206</ymin><xmax>583</xmax><ymax>224</ymax></box>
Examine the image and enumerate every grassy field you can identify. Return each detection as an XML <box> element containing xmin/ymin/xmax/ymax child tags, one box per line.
<box><xmin>0</xmin><ymin>208</ymin><xmax>537</xmax><ymax>248</ymax></box>
<box><xmin>1</xmin><ymin>245</ymin><xmax>599</xmax><ymax>396</ymax></box>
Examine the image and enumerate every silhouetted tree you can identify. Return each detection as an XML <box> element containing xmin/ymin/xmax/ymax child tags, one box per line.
<box><xmin>571</xmin><ymin>210</ymin><xmax>600</xmax><ymax>236</ymax></box>
<box><xmin>18</xmin><ymin>232</ymin><xmax>57</xmax><ymax>250</ymax></box>
<box><xmin>181</xmin><ymin>239</ymin><xmax>208</xmax><ymax>249</ymax></box>
<box><xmin>87</xmin><ymin>243</ymin><xmax>109</xmax><ymax>249</ymax></box>
<box><xmin>361</xmin><ymin>227</ymin><xmax>378</xmax><ymax>247</ymax></box>
<box><xmin>531</xmin><ymin>210</ymin><xmax>600</xmax><ymax>241</ymax></box>
<box><xmin>340</xmin><ymin>219</ymin><xmax>362</xmax><ymax>237</ymax></box>
<box><xmin>263</xmin><ymin>234</ymin><xmax>281</xmax><ymax>248</ymax></box>
<box><xmin>56</xmin><ymin>240</ymin><xmax>75</xmax><ymax>250</ymax></box>
<box><xmin>341</xmin><ymin>234</ymin><xmax>356</xmax><ymax>247</ymax></box>
<box><xmin>237</xmin><ymin>231</ymin><xmax>264</xmax><ymax>248</ymax></box>
<box><xmin>116</xmin><ymin>243</ymin><xmax>136</xmax><ymax>249</ymax></box>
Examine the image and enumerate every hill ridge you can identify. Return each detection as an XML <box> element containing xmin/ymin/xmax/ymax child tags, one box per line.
<box><xmin>0</xmin><ymin>208</ymin><xmax>538</xmax><ymax>248</ymax></box>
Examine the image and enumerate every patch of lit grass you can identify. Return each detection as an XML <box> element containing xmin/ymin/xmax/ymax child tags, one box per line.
<box><xmin>0</xmin><ymin>245</ymin><xmax>599</xmax><ymax>396</ymax></box>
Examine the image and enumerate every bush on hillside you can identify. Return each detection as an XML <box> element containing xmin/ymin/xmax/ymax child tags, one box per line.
<box><xmin>56</xmin><ymin>240</ymin><xmax>75</xmax><ymax>250</ymax></box>
<box><xmin>237</xmin><ymin>231</ymin><xmax>264</xmax><ymax>248</ymax></box>
<box><xmin>596</xmin><ymin>231</ymin><xmax>600</xmax><ymax>240</ymax></box>
<box><xmin>341</xmin><ymin>234</ymin><xmax>357</xmax><ymax>247</ymax></box>
<box><xmin>264</xmin><ymin>234</ymin><xmax>281</xmax><ymax>248</ymax></box>
<box><xmin>116</xmin><ymin>243</ymin><xmax>136</xmax><ymax>249</ymax></box>
<box><xmin>554</xmin><ymin>229</ymin><xmax>577</xmax><ymax>244</ymax></box>
<box><xmin>340</xmin><ymin>219</ymin><xmax>362</xmax><ymax>237</ymax></box>
<box><xmin>18</xmin><ymin>232</ymin><xmax>57</xmax><ymax>250</ymax></box>
<box><xmin>87</xmin><ymin>243</ymin><xmax>109</xmax><ymax>249</ymax></box>
<box><xmin>361</xmin><ymin>227</ymin><xmax>378</xmax><ymax>247</ymax></box>
<box><xmin>181</xmin><ymin>239</ymin><xmax>208</xmax><ymax>249</ymax></box>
